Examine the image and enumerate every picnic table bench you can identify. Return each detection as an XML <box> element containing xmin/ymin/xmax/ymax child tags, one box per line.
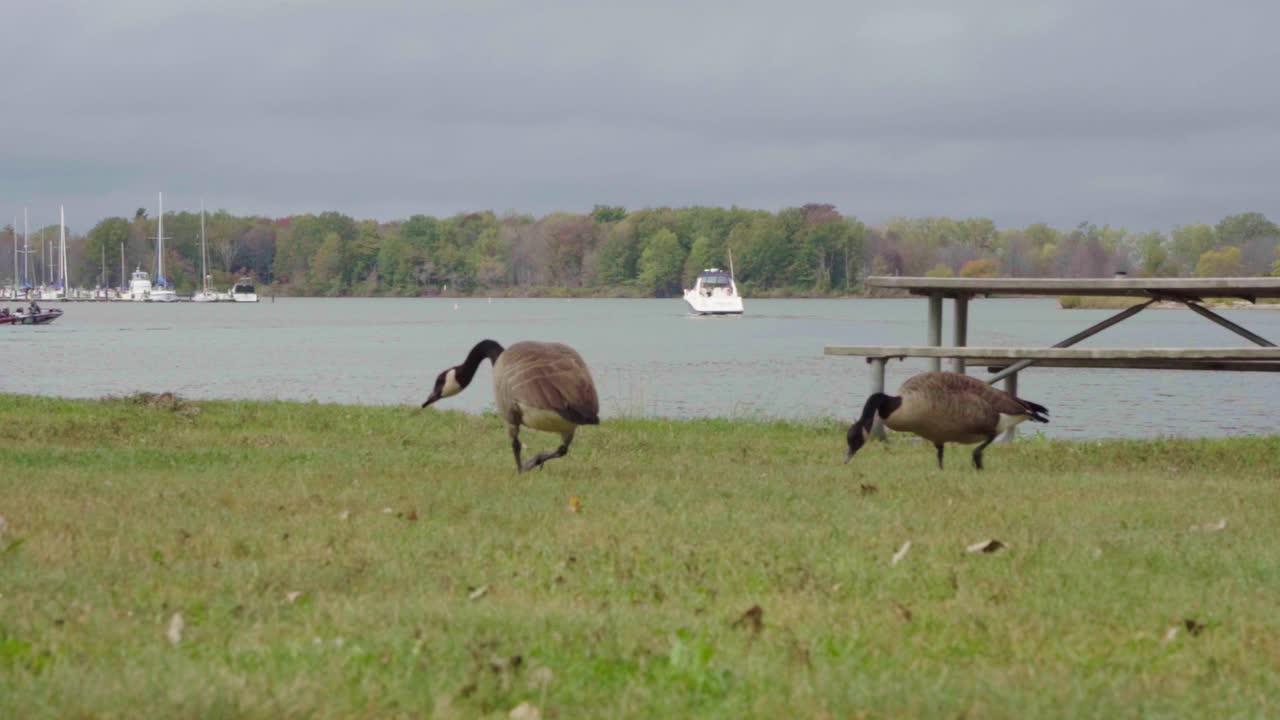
<box><xmin>825</xmin><ymin>276</ymin><xmax>1280</xmax><ymax>439</ymax></box>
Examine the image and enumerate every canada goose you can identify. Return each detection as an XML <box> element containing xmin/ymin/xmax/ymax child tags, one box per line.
<box><xmin>421</xmin><ymin>339</ymin><xmax>600</xmax><ymax>472</ymax></box>
<box><xmin>844</xmin><ymin>372</ymin><xmax>1049</xmax><ymax>470</ymax></box>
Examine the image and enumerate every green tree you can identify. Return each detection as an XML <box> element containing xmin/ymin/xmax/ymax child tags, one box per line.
<box><xmin>79</xmin><ymin>217</ymin><xmax>131</xmax><ymax>287</ymax></box>
<box><xmin>1169</xmin><ymin>223</ymin><xmax>1216</xmax><ymax>275</ymax></box>
<box><xmin>682</xmin><ymin>235</ymin><xmax>720</xmax><ymax>286</ymax></box>
<box><xmin>925</xmin><ymin>263</ymin><xmax>953</xmax><ymax>278</ymax></box>
<box><xmin>637</xmin><ymin>229</ymin><xmax>686</xmax><ymax>296</ymax></box>
<box><xmin>1134</xmin><ymin>230</ymin><xmax>1170</xmax><ymax>276</ymax></box>
<box><xmin>590</xmin><ymin>205</ymin><xmax>627</xmax><ymax>224</ymax></box>
<box><xmin>1215</xmin><ymin>213</ymin><xmax>1279</xmax><ymax>247</ymax></box>
<box><xmin>1196</xmin><ymin>246</ymin><xmax>1243</xmax><ymax>277</ymax></box>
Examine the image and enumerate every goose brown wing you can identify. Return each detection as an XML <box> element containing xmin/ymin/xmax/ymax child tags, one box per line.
<box><xmin>501</xmin><ymin>342</ymin><xmax>600</xmax><ymax>424</ymax></box>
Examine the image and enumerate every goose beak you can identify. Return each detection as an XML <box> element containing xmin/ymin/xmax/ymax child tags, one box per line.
<box><xmin>421</xmin><ymin>391</ymin><xmax>440</xmax><ymax>408</ymax></box>
<box><xmin>844</xmin><ymin>446</ymin><xmax>854</xmax><ymax>464</ymax></box>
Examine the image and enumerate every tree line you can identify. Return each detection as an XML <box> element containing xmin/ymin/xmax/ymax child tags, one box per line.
<box><xmin>4</xmin><ymin>205</ymin><xmax>1279</xmax><ymax>296</ymax></box>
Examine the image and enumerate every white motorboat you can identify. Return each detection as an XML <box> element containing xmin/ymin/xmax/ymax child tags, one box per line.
<box><xmin>191</xmin><ymin>202</ymin><xmax>218</xmax><ymax>303</ymax></box>
<box><xmin>127</xmin><ymin>267</ymin><xmax>153</xmax><ymax>301</ymax></box>
<box><xmin>683</xmin><ymin>250</ymin><xmax>744</xmax><ymax>315</ymax></box>
<box><xmin>230</xmin><ymin>276</ymin><xmax>258</xmax><ymax>303</ymax></box>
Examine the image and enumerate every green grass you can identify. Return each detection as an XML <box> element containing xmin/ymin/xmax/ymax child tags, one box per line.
<box><xmin>2</xmin><ymin>393</ymin><xmax>1279</xmax><ymax>719</ymax></box>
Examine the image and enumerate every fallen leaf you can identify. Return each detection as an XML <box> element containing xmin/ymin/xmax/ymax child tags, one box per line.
<box><xmin>859</xmin><ymin>484</ymin><xmax>878</xmax><ymax>496</ymax></box>
<box><xmin>338</xmin><ymin>510</ymin><xmax>350</xmax><ymax>521</ymax></box>
<box><xmin>468</xmin><ymin>585</ymin><xmax>489</xmax><ymax>601</ymax></box>
<box><xmin>966</xmin><ymin>539</ymin><xmax>1007</xmax><ymax>554</ymax></box>
<box><xmin>1162</xmin><ymin>626</ymin><xmax>1179</xmax><ymax>643</ymax></box>
<box><xmin>405</xmin><ymin>509</ymin><xmax>419</xmax><ymax>522</ymax></box>
<box><xmin>509</xmin><ymin>701</ymin><xmax>541</xmax><ymax>720</ymax></box>
<box><xmin>166</xmin><ymin>612</ymin><xmax>184</xmax><ymax>645</ymax></box>
<box><xmin>892</xmin><ymin>601</ymin><xmax>913</xmax><ymax>622</ymax></box>
<box><xmin>1183</xmin><ymin>618</ymin><xmax>1205</xmax><ymax>636</ymax></box>
<box><xmin>731</xmin><ymin>604</ymin><xmax>764</xmax><ymax>634</ymax></box>
<box><xmin>382</xmin><ymin>507</ymin><xmax>394</xmax><ymax>515</ymax></box>
<box><xmin>891</xmin><ymin>541</ymin><xmax>912</xmax><ymax>566</ymax></box>
<box><xmin>286</xmin><ymin>591</ymin><xmax>303</xmax><ymax>604</ymax></box>
<box><xmin>1191</xmin><ymin>518</ymin><xmax>1226</xmax><ymax>532</ymax></box>
<box><xmin>568</xmin><ymin>496</ymin><xmax>582</xmax><ymax>514</ymax></box>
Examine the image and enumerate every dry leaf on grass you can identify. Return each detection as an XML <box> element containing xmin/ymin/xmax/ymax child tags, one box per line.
<box><xmin>509</xmin><ymin>702</ymin><xmax>541</xmax><ymax>720</ymax></box>
<box><xmin>1183</xmin><ymin>618</ymin><xmax>1205</xmax><ymax>636</ymax></box>
<box><xmin>166</xmin><ymin>613</ymin><xmax>184</xmax><ymax>645</ymax></box>
<box><xmin>859</xmin><ymin>484</ymin><xmax>878</xmax><ymax>496</ymax></box>
<box><xmin>568</xmin><ymin>496</ymin><xmax>582</xmax><ymax>514</ymax></box>
<box><xmin>891</xmin><ymin>541</ymin><xmax>912</xmax><ymax>566</ymax></box>
<box><xmin>286</xmin><ymin>591</ymin><xmax>303</xmax><ymax>604</ymax></box>
<box><xmin>1191</xmin><ymin>518</ymin><xmax>1226</xmax><ymax>532</ymax></box>
<box><xmin>338</xmin><ymin>510</ymin><xmax>350</xmax><ymax>521</ymax></box>
<box><xmin>382</xmin><ymin>507</ymin><xmax>394</xmax><ymax>514</ymax></box>
<box><xmin>731</xmin><ymin>605</ymin><xmax>764</xmax><ymax>634</ymax></box>
<box><xmin>1163</xmin><ymin>626</ymin><xmax>1179</xmax><ymax>643</ymax></box>
<box><xmin>892</xmin><ymin>601</ymin><xmax>913</xmax><ymax>623</ymax></box>
<box><xmin>468</xmin><ymin>585</ymin><xmax>489</xmax><ymax>601</ymax></box>
<box><xmin>966</xmin><ymin>539</ymin><xmax>1007</xmax><ymax>554</ymax></box>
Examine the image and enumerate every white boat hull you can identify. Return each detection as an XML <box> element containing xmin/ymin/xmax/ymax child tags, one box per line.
<box><xmin>191</xmin><ymin>291</ymin><xmax>219</xmax><ymax>303</ymax></box>
<box><xmin>683</xmin><ymin>291</ymin><xmax>744</xmax><ymax>315</ymax></box>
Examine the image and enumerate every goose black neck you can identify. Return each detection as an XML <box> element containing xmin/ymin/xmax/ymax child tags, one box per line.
<box><xmin>858</xmin><ymin>393</ymin><xmax>900</xmax><ymax>430</ymax></box>
<box><xmin>457</xmin><ymin>339</ymin><xmax>505</xmax><ymax>385</ymax></box>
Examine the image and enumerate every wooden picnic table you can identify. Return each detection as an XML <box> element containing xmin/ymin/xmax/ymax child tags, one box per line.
<box><xmin>827</xmin><ymin>276</ymin><xmax>1280</xmax><ymax>440</ymax></box>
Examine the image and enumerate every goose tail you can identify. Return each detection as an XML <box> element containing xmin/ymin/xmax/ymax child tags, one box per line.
<box><xmin>1019</xmin><ymin>399</ymin><xmax>1050</xmax><ymax>423</ymax></box>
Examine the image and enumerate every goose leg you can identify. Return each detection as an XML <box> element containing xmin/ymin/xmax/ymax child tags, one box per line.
<box><xmin>972</xmin><ymin>435</ymin><xmax>996</xmax><ymax>471</ymax></box>
<box><xmin>935</xmin><ymin>443</ymin><xmax>945</xmax><ymax>469</ymax></box>
<box><xmin>508</xmin><ymin>424</ymin><xmax>524</xmax><ymax>472</ymax></box>
<box><xmin>521</xmin><ymin>432</ymin><xmax>574</xmax><ymax>472</ymax></box>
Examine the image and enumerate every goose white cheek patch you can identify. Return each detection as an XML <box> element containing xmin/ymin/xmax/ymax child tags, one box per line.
<box><xmin>442</xmin><ymin>369</ymin><xmax>462</xmax><ymax>398</ymax></box>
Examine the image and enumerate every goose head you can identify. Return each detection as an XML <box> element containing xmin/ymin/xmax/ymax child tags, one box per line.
<box><xmin>844</xmin><ymin>419</ymin><xmax>871</xmax><ymax>463</ymax></box>
<box><xmin>422</xmin><ymin>367</ymin><xmax>465</xmax><ymax>407</ymax></box>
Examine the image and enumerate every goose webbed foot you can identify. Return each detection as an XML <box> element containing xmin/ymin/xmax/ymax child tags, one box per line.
<box><xmin>972</xmin><ymin>435</ymin><xmax>996</xmax><ymax>471</ymax></box>
<box><xmin>519</xmin><ymin>441</ymin><xmax>571</xmax><ymax>473</ymax></box>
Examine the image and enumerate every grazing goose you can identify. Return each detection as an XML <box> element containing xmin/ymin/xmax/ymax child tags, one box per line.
<box><xmin>844</xmin><ymin>372</ymin><xmax>1049</xmax><ymax>470</ymax></box>
<box><xmin>421</xmin><ymin>339</ymin><xmax>600</xmax><ymax>472</ymax></box>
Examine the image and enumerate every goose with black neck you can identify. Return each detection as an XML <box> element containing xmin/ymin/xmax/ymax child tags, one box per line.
<box><xmin>422</xmin><ymin>339</ymin><xmax>600</xmax><ymax>472</ymax></box>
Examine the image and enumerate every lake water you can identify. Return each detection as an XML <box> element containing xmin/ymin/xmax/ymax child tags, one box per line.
<box><xmin>2</xmin><ymin>297</ymin><xmax>1278</xmax><ymax>439</ymax></box>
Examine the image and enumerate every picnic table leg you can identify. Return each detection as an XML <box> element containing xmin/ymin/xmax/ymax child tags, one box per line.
<box><xmin>1001</xmin><ymin>372</ymin><xmax>1018</xmax><ymax>442</ymax></box>
<box><xmin>869</xmin><ymin>357</ymin><xmax>887</xmax><ymax>440</ymax></box>
<box><xmin>927</xmin><ymin>293</ymin><xmax>942</xmax><ymax>373</ymax></box>
<box><xmin>951</xmin><ymin>294</ymin><xmax>969</xmax><ymax>373</ymax></box>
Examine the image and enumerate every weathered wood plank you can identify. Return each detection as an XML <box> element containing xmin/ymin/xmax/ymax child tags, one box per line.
<box><xmin>980</xmin><ymin>359</ymin><xmax>1280</xmax><ymax>372</ymax></box>
<box><xmin>865</xmin><ymin>276</ymin><xmax>1280</xmax><ymax>298</ymax></box>
<box><xmin>824</xmin><ymin>345</ymin><xmax>1280</xmax><ymax>360</ymax></box>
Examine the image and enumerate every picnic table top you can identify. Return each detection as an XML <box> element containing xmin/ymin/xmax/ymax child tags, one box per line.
<box><xmin>865</xmin><ymin>276</ymin><xmax>1280</xmax><ymax>298</ymax></box>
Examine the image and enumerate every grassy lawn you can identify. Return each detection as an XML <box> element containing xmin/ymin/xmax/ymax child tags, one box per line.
<box><xmin>2</xmin><ymin>393</ymin><xmax>1278</xmax><ymax>718</ymax></box>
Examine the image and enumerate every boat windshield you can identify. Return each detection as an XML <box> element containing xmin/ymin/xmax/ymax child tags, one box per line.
<box><xmin>698</xmin><ymin>271</ymin><xmax>731</xmax><ymax>287</ymax></box>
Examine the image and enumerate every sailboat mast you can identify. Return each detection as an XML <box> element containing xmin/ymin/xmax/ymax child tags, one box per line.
<box><xmin>11</xmin><ymin>217</ymin><xmax>15</xmax><ymax>291</ymax></box>
<box><xmin>59</xmin><ymin>205</ymin><xmax>69</xmax><ymax>289</ymax></box>
<box><xmin>156</xmin><ymin>192</ymin><xmax>164</xmax><ymax>285</ymax></box>
<box><xmin>200</xmin><ymin>199</ymin><xmax>208</xmax><ymax>292</ymax></box>
<box><xmin>23</xmin><ymin>208</ymin><xmax>30</xmax><ymax>288</ymax></box>
<box><xmin>120</xmin><ymin>242</ymin><xmax>125</xmax><ymax>290</ymax></box>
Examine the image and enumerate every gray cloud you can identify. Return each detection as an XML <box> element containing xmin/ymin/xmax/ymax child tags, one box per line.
<box><xmin>3</xmin><ymin>0</ymin><xmax>1278</xmax><ymax>232</ymax></box>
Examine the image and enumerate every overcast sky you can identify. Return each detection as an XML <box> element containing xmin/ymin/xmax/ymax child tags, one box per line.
<box><xmin>3</xmin><ymin>0</ymin><xmax>1278</xmax><ymax>233</ymax></box>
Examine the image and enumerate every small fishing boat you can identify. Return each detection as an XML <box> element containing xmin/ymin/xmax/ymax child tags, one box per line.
<box><xmin>2</xmin><ymin>306</ymin><xmax>63</xmax><ymax>325</ymax></box>
<box><xmin>682</xmin><ymin>249</ymin><xmax>744</xmax><ymax>315</ymax></box>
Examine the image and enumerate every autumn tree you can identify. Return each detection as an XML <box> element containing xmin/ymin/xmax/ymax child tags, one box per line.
<box><xmin>1196</xmin><ymin>246</ymin><xmax>1244</xmax><ymax>277</ymax></box>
